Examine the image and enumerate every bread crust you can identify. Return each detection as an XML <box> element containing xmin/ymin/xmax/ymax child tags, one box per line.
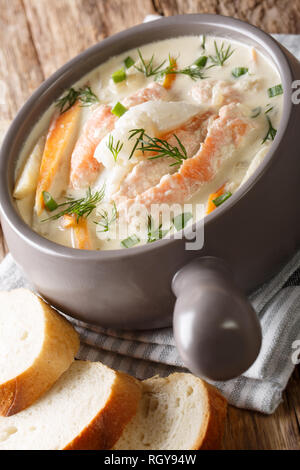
<box><xmin>0</xmin><ymin>290</ymin><xmax>79</xmax><ymax>416</ymax></box>
<box><xmin>114</xmin><ymin>372</ymin><xmax>227</xmax><ymax>451</ymax></box>
<box><xmin>64</xmin><ymin>369</ymin><xmax>142</xmax><ymax>450</ymax></box>
<box><xmin>149</xmin><ymin>374</ymin><xmax>227</xmax><ymax>450</ymax></box>
<box><xmin>193</xmin><ymin>380</ymin><xmax>227</xmax><ymax>450</ymax></box>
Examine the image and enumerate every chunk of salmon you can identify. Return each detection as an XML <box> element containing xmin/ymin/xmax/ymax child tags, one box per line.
<box><xmin>190</xmin><ymin>80</ymin><xmax>241</xmax><ymax>107</ymax></box>
<box><xmin>115</xmin><ymin>111</ymin><xmax>213</xmax><ymax>200</ymax></box>
<box><xmin>35</xmin><ymin>103</ymin><xmax>81</xmax><ymax>216</ymax></box>
<box><xmin>122</xmin><ymin>104</ymin><xmax>255</xmax><ymax>211</ymax></box>
<box><xmin>70</xmin><ymin>83</ymin><xmax>168</xmax><ymax>189</ymax></box>
<box><xmin>70</xmin><ymin>105</ymin><xmax>116</xmax><ymax>190</ymax></box>
<box><xmin>122</xmin><ymin>82</ymin><xmax>168</xmax><ymax>108</ymax></box>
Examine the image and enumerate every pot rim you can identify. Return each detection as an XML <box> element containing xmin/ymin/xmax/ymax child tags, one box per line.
<box><xmin>0</xmin><ymin>13</ymin><xmax>294</xmax><ymax>261</ymax></box>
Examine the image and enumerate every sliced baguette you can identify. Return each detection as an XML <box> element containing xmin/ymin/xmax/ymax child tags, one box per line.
<box><xmin>0</xmin><ymin>361</ymin><xmax>142</xmax><ymax>450</ymax></box>
<box><xmin>114</xmin><ymin>373</ymin><xmax>227</xmax><ymax>450</ymax></box>
<box><xmin>0</xmin><ymin>288</ymin><xmax>79</xmax><ymax>416</ymax></box>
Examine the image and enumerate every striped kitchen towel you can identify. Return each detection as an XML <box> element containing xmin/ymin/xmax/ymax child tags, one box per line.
<box><xmin>1</xmin><ymin>249</ymin><xmax>300</xmax><ymax>414</ymax></box>
<box><xmin>0</xmin><ymin>31</ymin><xmax>300</xmax><ymax>415</ymax></box>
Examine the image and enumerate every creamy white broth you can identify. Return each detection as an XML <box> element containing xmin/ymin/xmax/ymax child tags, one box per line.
<box><xmin>14</xmin><ymin>35</ymin><xmax>283</xmax><ymax>250</ymax></box>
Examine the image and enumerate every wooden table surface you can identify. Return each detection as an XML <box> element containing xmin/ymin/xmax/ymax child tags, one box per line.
<box><xmin>0</xmin><ymin>0</ymin><xmax>299</xmax><ymax>450</ymax></box>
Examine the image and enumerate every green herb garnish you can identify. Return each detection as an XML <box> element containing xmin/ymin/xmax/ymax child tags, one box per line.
<box><xmin>107</xmin><ymin>135</ymin><xmax>123</xmax><ymax>161</ymax></box>
<box><xmin>200</xmin><ymin>35</ymin><xmax>206</xmax><ymax>50</ymax></box>
<box><xmin>111</xmin><ymin>101</ymin><xmax>128</xmax><ymax>117</ymax></box>
<box><xmin>262</xmin><ymin>115</ymin><xmax>277</xmax><ymax>144</ymax></box>
<box><xmin>112</xmin><ymin>67</ymin><xmax>126</xmax><ymax>83</ymax></box>
<box><xmin>42</xmin><ymin>186</ymin><xmax>105</xmax><ymax>223</ymax></box>
<box><xmin>176</xmin><ymin>65</ymin><xmax>208</xmax><ymax>80</ymax></box>
<box><xmin>193</xmin><ymin>56</ymin><xmax>208</xmax><ymax>68</ymax></box>
<box><xmin>128</xmin><ymin>128</ymin><xmax>187</xmax><ymax>166</ymax></box>
<box><xmin>55</xmin><ymin>86</ymin><xmax>99</xmax><ymax>113</ymax></box>
<box><xmin>124</xmin><ymin>56</ymin><xmax>135</xmax><ymax>69</ymax></box>
<box><xmin>251</xmin><ymin>107</ymin><xmax>262</xmax><ymax>118</ymax></box>
<box><xmin>147</xmin><ymin>215</ymin><xmax>170</xmax><ymax>243</ymax></box>
<box><xmin>42</xmin><ymin>191</ymin><xmax>58</xmax><ymax>211</ymax></box>
<box><xmin>158</xmin><ymin>55</ymin><xmax>207</xmax><ymax>81</ymax></box>
<box><xmin>265</xmin><ymin>105</ymin><xmax>274</xmax><ymax>114</ymax></box>
<box><xmin>173</xmin><ymin>212</ymin><xmax>193</xmax><ymax>231</ymax></box>
<box><xmin>267</xmin><ymin>84</ymin><xmax>283</xmax><ymax>98</ymax></box>
<box><xmin>209</xmin><ymin>41</ymin><xmax>234</xmax><ymax>67</ymax></box>
<box><xmin>121</xmin><ymin>234</ymin><xmax>140</xmax><ymax>248</ymax></box>
<box><xmin>95</xmin><ymin>202</ymin><xmax>118</xmax><ymax>233</ymax></box>
<box><xmin>232</xmin><ymin>67</ymin><xmax>248</xmax><ymax>78</ymax></box>
<box><xmin>134</xmin><ymin>49</ymin><xmax>166</xmax><ymax>78</ymax></box>
<box><xmin>213</xmin><ymin>191</ymin><xmax>232</xmax><ymax>207</ymax></box>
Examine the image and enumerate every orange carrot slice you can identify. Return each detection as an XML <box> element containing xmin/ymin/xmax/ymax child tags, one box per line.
<box><xmin>206</xmin><ymin>184</ymin><xmax>226</xmax><ymax>215</ymax></box>
<box><xmin>72</xmin><ymin>218</ymin><xmax>92</xmax><ymax>250</ymax></box>
<box><xmin>163</xmin><ymin>58</ymin><xmax>177</xmax><ymax>90</ymax></box>
<box><xmin>60</xmin><ymin>214</ymin><xmax>76</xmax><ymax>229</ymax></box>
<box><xmin>251</xmin><ymin>48</ymin><xmax>257</xmax><ymax>63</ymax></box>
<box><xmin>35</xmin><ymin>103</ymin><xmax>81</xmax><ymax>216</ymax></box>
<box><xmin>60</xmin><ymin>214</ymin><xmax>92</xmax><ymax>250</ymax></box>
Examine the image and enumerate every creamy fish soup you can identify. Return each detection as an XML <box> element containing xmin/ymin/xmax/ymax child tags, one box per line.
<box><xmin>14</xmin><ymin>35</ymin><xmax>283</xmax><ymax>250</ymax></box>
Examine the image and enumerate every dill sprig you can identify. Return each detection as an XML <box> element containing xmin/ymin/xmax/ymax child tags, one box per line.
<box><xmin>128</xmin><ymin>128</ymin><xmax>188</xmax><ymax>166</ymax></box>
<box><xmin>55</xmin><ymin>85</ymin><xmax>99</xmax><ymax>114</ymax></box>
<box><xmin>134</xmin><ymin>49</ymin><xmax>166</xmax><ymax>77</ymax></box>
<box><xmin>147</xmin><ymin>215</ymin><xmax>170</xmax><ymax>243</ymax></box>
<box><xmin>174</xmin><ymin>65</ymin><xmax>207</xmax><ymax>81</ymax></box>
<box><xmin>262</xmin><ymin>115</ymin><xmax>277</xmax><ymax>144</ymax></box>
<box><xmin>42</xmin><ymin>186</ymin><xmax>105</xmax><ymax>222</ymax></box>
<box><xmin>155</xmin><ymin>55</ymin><xmax>207</xmax><ymax>81</ymax></box>
<box><xmin>209</xmin><ymin>41</ymin><xmax>234</xmax><ymax>67</ymax></box>
<box><xmin>107</xmin><ymin>135</ymin><xmax>124</xmax><ymax>162</ymax></box>
<box><xmin>94</xmin><ymin>202</ymin><xmax>118</xmax><ymax>233</ymax></box>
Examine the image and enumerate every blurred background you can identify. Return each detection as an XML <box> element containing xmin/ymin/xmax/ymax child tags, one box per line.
<box><xmin>1</xmin><ymin>0</ymin><xmax>300</xmax><ymax>126</ymax></box>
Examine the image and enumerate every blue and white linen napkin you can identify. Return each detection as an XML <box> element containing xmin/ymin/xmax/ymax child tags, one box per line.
<box><xmin>0</xmin><ymin>31</ymin><xmax>299</xmax><ymax>415</ymax></box>
<box><xmin>1</xmin><ymin>246</ymin><xmax>300</xmax><ymax>415</ymax></box>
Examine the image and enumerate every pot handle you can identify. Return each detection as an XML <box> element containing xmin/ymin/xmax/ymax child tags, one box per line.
<box><xmin>172</xmin><ymin>257</ymin><xmax>262</xmax><ymax>381</ymax></box>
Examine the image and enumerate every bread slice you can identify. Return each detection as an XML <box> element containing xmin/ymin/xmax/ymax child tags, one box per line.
<box><xmin>114</xmin><ymin>373</ymin><xmax>227</xmax><ymax>450</ymax></box>
<box><xmin>0</xmin><ymin>288</ymin><xmax>79</xmax><ymax>416</ymax></box>
<box><xmin>0</xmin><ymin>361</ymin><xmax>142</xmax><ymax>450</ymax></box>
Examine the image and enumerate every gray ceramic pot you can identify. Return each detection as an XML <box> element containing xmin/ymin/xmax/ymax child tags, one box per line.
<box><xmin>1</xmin><ymin>14</ymin><xmax>300</xmax><ymax>381</ymax></box>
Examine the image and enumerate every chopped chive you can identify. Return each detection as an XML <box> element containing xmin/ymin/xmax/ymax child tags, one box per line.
<box><xmin>213</xmin><ymin>191</ymin><xmax>232</xmax><ymax>207</ymax></box>
<box><xmin>265</xmin><ymin>105</ymin><xmax>273</xmax><ymax>114</ymax></box>
<box><xmin>267</xmin><ymin>84</ymin><xmax>283</xmax><ymax>98</ymax></box>
<box><xmin>111</xmin><ymin>101</ymin><xmax>128</xmax><ymax>117</ymax></box>
<box><xmin>124</xmin><ymin>56</ymin><xmax>135</xmax><ymax>69</ymax></box>
<box><xmin>251</xmin><ymin>107</ymin><xmax>262</xmax><ymax>118</ymax></box>
<box><xmin>111</xmin><ymin>67</ymin><xmax>126</xmax><ymax>83</ymax></box>
<box><xmin>43</xmin><ymin>191</ymin><xmax>58</xmax><ymax>211</ymax></box>
<box><xmin>193</xmin><ymin>56</ymin><xmax>207</xmax><ymax>68</ymax></box>
<box><xmin>173</xmin><ymin>212</ymin><xmax>193</xmax><ymax>231</ymax></box>
<box><xmin>121</xmin><ymin>234</ymin><xmax>140</xmax><ymax>248</ymax></box>
<box><xmin>232</xmin><ymin>67</ymin><xmax>248</xmax><ymax>78</ymax></box>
